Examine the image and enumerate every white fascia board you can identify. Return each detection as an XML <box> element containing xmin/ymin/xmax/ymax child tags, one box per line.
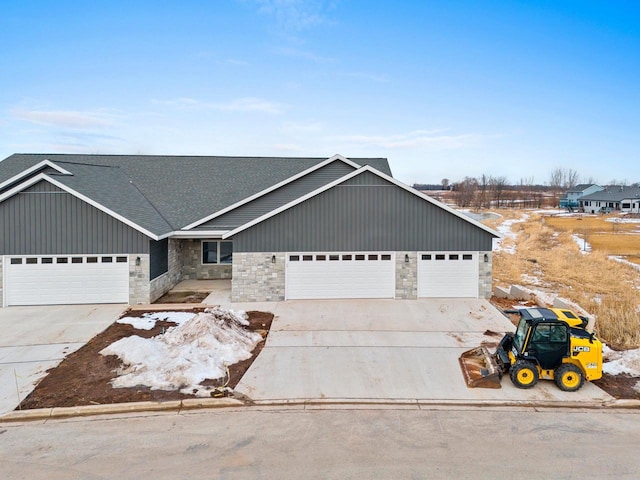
<box><xmin>168</xmin><ymin>230</ymin><xmax>227</xmax><ymax>239</ymax></box>
<box><xmin>0</xmin><ymin>173</ymin><xmax>161</xmax><ymax>240</ymax></box>
<box><xmin>223</xmin><ymin>165</ymin><xmax>502</xmax><ymax>240</ymax></box>
<box><xmin>181</xmin><ymin>154</ymin><xmax>361</xmax><ymax>230</ymax></box>
<box><xmin>0</xmin><ymin>159</ymin><xmax>72</xmax><ymax>191</ymax></box>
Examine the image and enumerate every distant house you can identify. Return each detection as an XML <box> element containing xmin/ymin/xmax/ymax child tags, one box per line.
<box><xmin>559</xmin><ymin>184</ymin><xmax>603</xmax><ymax>209</ymax></box>
<box><xmin>579</xmin><ymin>185</ymin><xmax>640</xmax><ymax>214</ymax></box>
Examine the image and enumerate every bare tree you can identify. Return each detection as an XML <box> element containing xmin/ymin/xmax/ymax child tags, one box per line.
<box><xmin>564</xmin><ymin>168</ymin><xmax>580</xmax><ymax>189</ymax></box>
<box><xmin>441</xmin><ymin>178</ymin><xmax>450</xmax><ymax>190</ymax></box>
<box><xmin>549</xmin><ymin>168</ymin><xmax>564</xmax><ymax>190</ymax></box>
<box><xmin>489</xmin><ymin>175</ymin><xmax>509</xmax><ymax>208</ymax></box>
<box><xmin>452</xmin><ymin>177</ymin><xmax>478</xmax><ymax>208</ymax></box>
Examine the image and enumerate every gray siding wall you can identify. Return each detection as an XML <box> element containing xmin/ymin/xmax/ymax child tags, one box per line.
<box><xmin>0</xmin><ymin>181</ymin><xmax>150</xmax><ymax>254</ymax></box>
<box><xmin>232</xmin><ymin>181</ymin><xmax>495</xmax><ymax>252</ymax></box>
<box><xmin>198</xmin><ymin>160</ymin><xmax>355</xmax><ymax>229</ymax></box>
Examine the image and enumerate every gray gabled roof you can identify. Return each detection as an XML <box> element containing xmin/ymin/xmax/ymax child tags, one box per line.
<box><xmin>580</xmin><ymin>185</ymin><xmax>640</xmax><ymax>202</ymax></box>
<box><xmin>567</xmin><ymin>183</ymin><xmax>598</xmax><ymax>193</ymax></box>
<box><xmin>0</xmin><ymin>154</ymin><xmax>392</xmax><ymax>237</ymax></box>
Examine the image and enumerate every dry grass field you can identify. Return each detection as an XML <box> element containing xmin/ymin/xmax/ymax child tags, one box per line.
<box><xmin>485</xmin><ymin>211</ymin><xmax>640</xmax><ymax>349</ymax></box>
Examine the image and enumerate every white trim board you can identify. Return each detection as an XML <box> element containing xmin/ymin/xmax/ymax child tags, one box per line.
<box><xmin>0</xmin><ymin>159</ymin><xmax>72</xmax><ymax>192</ymax></box>
<box><xmin>0</xmin><ymin>173</ymin><xmax>160</xmax><ymax>240</ymax></box>
<box><xmin>223</xmin><ymin>165</ymin><xmax>502</xmax><ymax>239</ymax></box>
<box><xmin>181</xmin><ymin>154</ymin><xmax>361</xmax><ymax>230</ymax></box>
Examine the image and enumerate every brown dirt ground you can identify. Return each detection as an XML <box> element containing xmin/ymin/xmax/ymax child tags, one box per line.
<box><xmin>18</xmin><ymin>309</ymin><xmax>273</xmax><ymax>410</ymax></box>
<box><xmin>154</xmin><ymin>291</ymin><xmax>210</xmax><ymax>303</ymax></box>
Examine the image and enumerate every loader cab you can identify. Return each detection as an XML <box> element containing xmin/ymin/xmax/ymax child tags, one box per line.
<box><xmin>511</xmin><ymin>308</ymin><xmax>571</xmax><ymax>370</ymax></box>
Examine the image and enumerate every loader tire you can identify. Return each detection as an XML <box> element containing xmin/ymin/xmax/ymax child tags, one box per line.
<box><xmin>555</xmin><ymin>363</ymin><xmax>585</xmax><ymax>392</ymax></box>
<box><xmin>510</xmin><ymin>360</ymin><xmax>539</xmax><ymax>389</ymax></box>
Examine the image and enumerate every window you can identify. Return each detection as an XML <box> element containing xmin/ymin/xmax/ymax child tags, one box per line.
<box><xmin>289</xmin><ymin>255</ymin><xmax>300</xmax><ymax>262</ymax></box>
<box><xmin>435</xmin><ymin>254</ymin><xmax>445</xmax><ymax>260</ymax></box>
<box><xmin>329</xmin><ymin>254</ymin><xmax>339</xmax><ymax>261</ymax></box>
<box><xmin>422</xmin><ymin>254</ymin><xmax>432</xmax><ymax>260</ymax></box>
<box><xmin>26</xmin><ymin>258</ymin><xmax>38</xmax><ymax>264</ymax></box>
<box><xmin>101</xmin><ymin>257</ymin><xmax>113</xmax><ymax>263</ymax></box>
<box><xmin>342</xmin><ymin>254</ymin><xmax>352</xmax><ymax>261</ymax></box>
<box><xmin>355</xmin><ymin>254</ymin><xmax>365</xmax><ymax>261</ymax></box>
<box><xmin>10</xmin><ymin>258</ymin><xmax>22</xmax><ymax>264</ymax></box>
<box><xmin>56</xmin><ymin>258</ymin><xmax>68</xmax><ymax>264</ymax></box>
<box><xmin>42</xmin><ymin>257</ymin><xmax>53</xmax><ymax>264</ymax></box>
<box><xmin>368</xmin><ymin>254</ymin><xmax>378</xmax><ymax>261</ymax></box>
<box><xmin>116</xmin><ymin>257</ymin><xmax>128</xmax><ymax>263</ymax></box>
<box><xmin>463</xmin><ymin>254</ymin><xmax>473</xmax><ymax>260</ymax></box>
<box><xmin>381</xmin><ymin>254</ymin><xmax>391</xmax><ymax>261</ymax></box>
<box><xmin>449</xmin><ymin>254</ymin><xmax>459</xmax><ymax>260</ymax></box>
<box><xmin>202</xmin><ymin>241</ymin><xmax>233</xmax><ymax>264</ymax></box>
<box><xmin>72</xmin><ymin>257</ymin><xmax>83</xmax><ymax>264</ymax></box>
<box><xmin>303</xmin><ymin>255</ymin><xmax>313</xmax><ymax>261</ymax></box>
<box><xmin>316</xmin><ymin>255</ymin><xmax>326</xmax><ymax>261</ymax></box>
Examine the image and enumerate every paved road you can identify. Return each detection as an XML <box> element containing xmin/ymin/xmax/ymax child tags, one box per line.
<box><xmin>2</xmin><ymin>406</ymin><xmax>638</xmax><ymax>479</ymax></box>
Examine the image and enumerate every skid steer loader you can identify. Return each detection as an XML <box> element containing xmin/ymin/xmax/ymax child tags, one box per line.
<box><xmin>459</xmin><ymin>307</ymin><xmax>603</xmax><ymax>392</ymax></box>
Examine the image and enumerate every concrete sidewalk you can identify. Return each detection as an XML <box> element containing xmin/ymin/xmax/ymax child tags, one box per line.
<box><xmin>234</xmin><ymin>299</ymin><xmax>614</xmax><ymax>405</ymax></box>
<box><xmin>0</xmin><ymin>304</ymin><xmax>126</xmax><ymax>415</ymax></box>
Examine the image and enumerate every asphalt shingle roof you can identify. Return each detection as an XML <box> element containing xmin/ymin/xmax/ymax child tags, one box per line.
<box><xmin>0</xmin><ymin>154</ymin><xmax>391</xmax><ymax>236</ymax></box>
<box><xmin>580</xmin><ymin>185</ymin><xmax>640</xmax><ymax>202</ymax></box>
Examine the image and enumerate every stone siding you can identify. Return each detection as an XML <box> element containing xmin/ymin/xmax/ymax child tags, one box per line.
<box><xmin>182</xmin><ymin>239</ymin><xmax>232</xmax><ymax>280</ymax></box>
<box><xmin>395</xmin><ymin>251</ymin><xmax>417</xmax><ymax>299</ymax></box>
<box><xmin>478</xmin><ymin>251</ymin><xmax>492</xmax><ymax>299</ymax></box>
<box><xmin>129</xmin><ymin>254</ymin><xmax>151</xmax><ymax>305</ymax></box>
<box><xmin>232</xmin><ymin>252</ymin><xmax>285</xmax><ymax>302</ymax></box>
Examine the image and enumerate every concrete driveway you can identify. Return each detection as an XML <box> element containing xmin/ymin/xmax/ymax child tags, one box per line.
<box><xmin>0</xmin><ymin>304</ymin><xmax>126</xmax><ymax>414</ymax></box>
<box><xmin>233</xmin><ymin>299</ymin><xmax>614</xmax><ymax>405</ymax></box>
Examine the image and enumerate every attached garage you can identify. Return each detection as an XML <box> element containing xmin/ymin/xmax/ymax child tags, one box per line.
<box><xmin>4</xmin><ymin>255</ymin><xmax>129</xmax><ymax>306</ymax></box>
<box><xmin>285</xmin><ymin>252</ymin><xmax>395</xmax><ymax>299</ymax></box>
<box><xmin>418</xmin><ymin>252</ymin><xmax>479</xmax><ymax>298</ymax></box>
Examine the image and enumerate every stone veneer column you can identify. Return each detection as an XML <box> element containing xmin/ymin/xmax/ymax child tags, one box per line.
<box><xmin>129</xmin><ymin>254</ymin><xmax>151</xmax><ymax>305</ymax></box>
<box><xmin>395</xmin><ymin>251</ymin><xmax>417</xmax><ymax>299</ymax></box>
<box><xmin>232</xmin><ymin>252</ymin><xmax>285</xmax><ymax>302</ymax></box>
<box><xmin>478</xmin><ymin>251</ymin><xmax>493</xmax><ymax>299</ymax></box>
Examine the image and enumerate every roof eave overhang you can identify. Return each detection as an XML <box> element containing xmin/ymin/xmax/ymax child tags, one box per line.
<box><xmin>223</xmin><ymin>165</ymin><xmax>503</xmax><ymax>240</ymax></box>
<box><xmin>0</xmin><ymin>173</ymin><xmax>162</xmax><ymax>240</ymax></box>
<box><xmin>181</xmin><ymin>154</ymin><xmax>361</xmax><ymax>231</ymax></box>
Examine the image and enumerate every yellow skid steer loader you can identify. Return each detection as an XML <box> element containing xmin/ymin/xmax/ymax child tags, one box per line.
<box><xmin>459</xmin><ymin>307</ymin><xmax>603</xmax><ymax>392</ymax></box>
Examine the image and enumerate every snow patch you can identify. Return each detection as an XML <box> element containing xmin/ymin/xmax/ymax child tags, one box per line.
<box><xmin>571</xmin><ymin>234</ymin><xmax>591</xmax><ymax>254</ymax></box>
<box><xmin>102</xmin><ymin>308</ymin><xmax>263</xmax><ymax>397</ymax></box>
<box><xmin>493</xmin><ymin>214</ymin><xmax>529</xmax><ymax>254</ymax></box>
<box><xmin>117</xmin><ymin>311</ymin><xmax>197</xmax><ymax>330</ymax></box>
<box><xmin>603</xmin><ymin>345</ymin><xmax>640</xmax><ymax>377</ymax></box>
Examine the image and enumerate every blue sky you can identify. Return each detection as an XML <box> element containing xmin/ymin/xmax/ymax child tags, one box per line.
<box><xmin>1</xmin><ymin>1</ymin><xmax>638</xmax><ymax>185</ymax></box>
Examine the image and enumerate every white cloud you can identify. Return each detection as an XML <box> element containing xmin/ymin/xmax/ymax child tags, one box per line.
<box><xmin>152</xmin><ymin>97</ymin><xmax>285</xmax><ymax>114</ymax></box>
<box><xmin>343</xmin><ymin>72</ymin><xmax>390</xmax><ymax>83</ymax></box>
<box><xmin>273</xmin><ymin>46</ymin><xmax>335</xmax><ymax>63</ymax></box>
<box><xmin>254</xmin><ymin>0</ymin><xmax>335</xmax><ymax>31</ymax></box>
<box><xmin>329</xmin><ymin>129</ymin><xmax>494</xmax><ymax>149</ymax></box>
<box><xmin>11</xmin><ymin>108</ymin><xmax>114</xmax><ymax>129</ymax></box>
<box><xmin>281</xmin><ymin>120</ymin><xmax>324</xmax><ymax>133</ymax></box>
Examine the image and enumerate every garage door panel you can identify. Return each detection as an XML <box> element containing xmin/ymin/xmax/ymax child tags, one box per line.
<box><xmin>286</xmin><ymin>253</ymin><xmax>395</xmax><ymax>300</ymax></box>
<box><xmin>418</xmin><ymin>252</ymin><xmax>478</xmax><ymax>298</ymax></box>
<box><xmin>5</xmin><ymin>256</ymin><xmax>129</xmax><ymax>306</ymax></box>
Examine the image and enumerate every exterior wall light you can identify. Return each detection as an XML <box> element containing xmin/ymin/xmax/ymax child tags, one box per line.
<box><xmin>405</xmin><ymin>254</ymin><xmax>409</xmax><ymax>263</ymax></box>
<box><xmin>484</xmin><ymin>254</ymin><xmax>489</xmax><ymax>263</ymax></box>
<box><xmin>135</xmin><ymin>256</ymin><xmax>141</xmax><ymax>266</ymax></box>
<box><xmin>271</xmin><ymin>255</ymin><xmax>276</xmax><ymax>264</ymax></box>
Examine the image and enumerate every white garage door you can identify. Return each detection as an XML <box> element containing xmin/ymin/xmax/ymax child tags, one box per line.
<box><xmin>286</xmin><ymin>252</ymin><xmax>395</xmax><ymax>300</ymax></box>
<box><xmin>4</xmin><ymin>255</ymin><xmax>129</xmax><ymax>306</ymax></box>
<box><xmin>418</xmin><ymin>252</ymin><xmax>479</xmax><ymax>298</ymax></box>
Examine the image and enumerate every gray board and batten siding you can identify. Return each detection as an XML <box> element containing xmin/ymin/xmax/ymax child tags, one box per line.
<box><xmin>0</xmin><ymin>180</ymin><xmax>150</xmax><ymax>255</ymax></box>
<box><xmin>198</xmin><ymin>159</ymin><xmax>356</xmax><ymax>230</ymax></box>
<box><xmin>231</xmin><ymin>170</ymin><xmax>495</xmax><ymax>252</ymax></box>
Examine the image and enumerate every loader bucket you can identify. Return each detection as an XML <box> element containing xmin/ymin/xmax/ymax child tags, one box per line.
<box><xmin>458</xmin><ymin>346</ymin><xmax>502</xmax><ymax>389</ymax></box>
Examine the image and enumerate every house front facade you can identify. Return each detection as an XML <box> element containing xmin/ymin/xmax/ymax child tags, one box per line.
<box><xmin>579</xmin><ymin>185</ymin><xmax>640</xmax><ymax>214</ymax></box>
<box><xmin>0</xmin><ymin>154</ymin><xmax>500</xmax><ymax>307</ymax></box>
<box><xmin>559</xmin><ymin>184</ymin><xmax>603</xmax><ymax>208</ymax></box>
